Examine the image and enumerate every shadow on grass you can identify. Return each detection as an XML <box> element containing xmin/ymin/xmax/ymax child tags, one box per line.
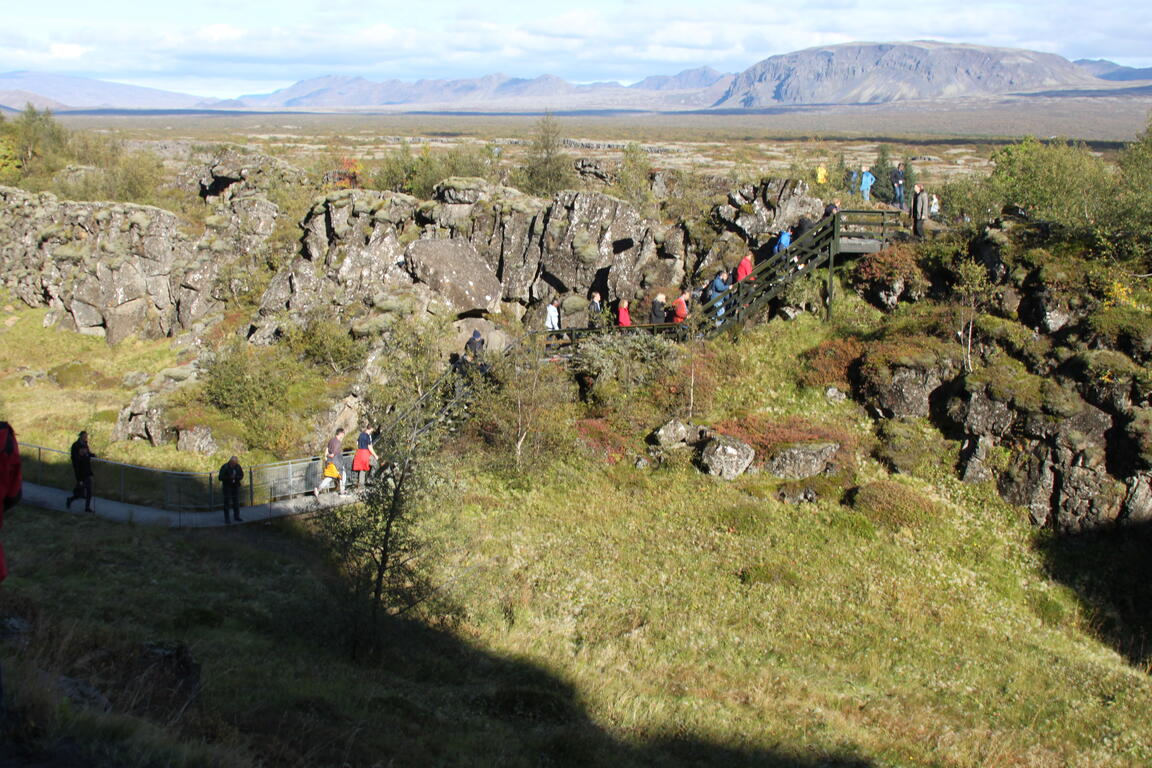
<box><xmin>1035</xmin><ymin>522</ymin><xmax>1152</xmax><ymax>669</ymax></box>
<box><xmin>274</xmin><ymin>608</ymin><xmax>879</xmax><ymax>768</ymax></box>
<box><xmin>1</xmin><ymin>511</ymin><xmax>878</xmax><ymax>768</ymax></box>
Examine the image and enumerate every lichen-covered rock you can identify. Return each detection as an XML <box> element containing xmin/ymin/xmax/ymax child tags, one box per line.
<box><xmin>945</xmin><ymin>378</ymin><xmax>1017</xmax><ymax>438</ymax></box>
<box><xmin>653</xmin><ymin>419</ymin><xmax>692</xmax><ymax>448</ymax></box>
<box><xmin>714</xmin><ymin>179</ymin><xmax>823</xmax><ymax>250</ymax></box>
<box><xmin>700</xmin><ymin>435</ymin><xmax>755</xmax><ymax>480</ymax></box>
<box><xmin>198</xmin><ymin>147</ymin><xmax>307</xmax><ymax>203</ymax></box>
<box><xmin>765</xmin><ymin>442</ymin><xmax>840</xmax><ymax>480</ymax></box>
<box><xmin>176</xmin><ymin>426</ymin><xmax>218</xmax><ymax>455</ymax></box>
<box><xmin>405</xmin><ymin>239</ymin><xmax>502</xmax><ymax>315</ymax></box>
<box><xmin>113</xmin><ymin>391</ymin><xmax>172</xmax><ymax>446</ymax></box>
<box><xmin>0</xmin><ymin>184</ymin><xmax>273</xmax><ymax>343</ymax></box>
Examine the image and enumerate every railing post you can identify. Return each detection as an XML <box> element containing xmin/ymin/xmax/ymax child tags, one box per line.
<box><xmin>249</xmin><ymin>467</ymin><xmax>255</xmax><ymax>507</ymax></box>
<box><xmin>826</xmin><ymin>248</ymin><xmax>836</xmax><ymax>322</ymax></box>
<box><xmin>37</xmin><ymin>446</ymin><xmax>42</xmax><ymax>485</ymax></box>
<box><xmin>209</xmin><ymin>472</ymin><xmax>214</xmax><ymax>512</ymax></box>
<box><xmin>120</xmin><ymin>465</ymin><xmax>126</xmax><ymax>503</ymax></box>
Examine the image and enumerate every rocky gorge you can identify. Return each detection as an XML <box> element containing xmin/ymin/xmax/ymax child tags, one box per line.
<box><xmin>1</xmin><ymin>144</ymin><xmax>1149</xmax><ymax>536</ymax></box>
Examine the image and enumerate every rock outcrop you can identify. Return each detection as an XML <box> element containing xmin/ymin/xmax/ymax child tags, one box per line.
<box><xmin>0</xmin><ymin>184</ymin><xmax>273</xmax><ymax>343</ymax></box>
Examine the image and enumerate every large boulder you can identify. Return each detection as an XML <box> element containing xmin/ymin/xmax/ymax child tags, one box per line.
<box><xmin>405</xmin><ymin>239</ymin><xmax>502</xmax><ymax>316</ymax></box>
<box><xmin>700</xmin><ymin>435</ymin><xmax>755</xmax><ymax>480</ymax></box>
<box><xmin>713</xmin><ymin>179</ymin><xmax>824</xmax><ymax>250</ymax></box>
<box><xmin>113</xmin><ymin>391</ymin><xmax>172</xmax><ymax>446</ymax></box>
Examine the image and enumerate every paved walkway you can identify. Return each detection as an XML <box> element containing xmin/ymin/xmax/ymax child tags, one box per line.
<box><xmin>21</xmin><ymin>482</ymin><xmax>360</xmax><ymax>528</ymax></box>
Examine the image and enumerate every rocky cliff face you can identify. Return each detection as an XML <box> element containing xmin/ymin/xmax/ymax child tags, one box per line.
<box><xmin>849</xmin><ymin>222</ymin><xmax>1152</xmax><ymax>534</ymax></box>
<box><xmin>714</xmin><ymin>41</ymin><xmax>1098</xmax><ymax>108</ymax></box>
<box><xmin>0</xmin><ymin>187</ymin><xmax>258</xmax><ymax>343</ymax></box>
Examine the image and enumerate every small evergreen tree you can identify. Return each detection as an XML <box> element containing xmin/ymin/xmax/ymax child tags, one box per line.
<box><xmin>612</xmin><ymin>142</ymin><xmax>653</xmax><ymax>213</ymax></box>
<box><xmin>519</xmin><ymin>111</ymin><xmax>574</xmax><ymax>198</ymax></box>
<box><xmin>870</xmin><ymin>145</ymin><xmax>896</xmax><ymax>204</ymax></box>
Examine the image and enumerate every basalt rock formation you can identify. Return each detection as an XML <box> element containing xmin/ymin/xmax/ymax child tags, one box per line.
<box><xmin>0</xmin><ymin>186</ymin><xmax>273</xmax><ymax>343</ymax></box>
<box><xmin>848</xmin><ymin>219</ymin><xmax>1152</xmax><ymax>533</ymax></box>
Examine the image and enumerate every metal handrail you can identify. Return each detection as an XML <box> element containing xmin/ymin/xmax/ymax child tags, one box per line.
<box><xmin>17</xmin><ymin>364</ymin><xmax>467</xmax><ymax>515</ymax></box>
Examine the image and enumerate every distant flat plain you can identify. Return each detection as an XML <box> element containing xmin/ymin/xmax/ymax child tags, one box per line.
<box><xmin>54</xmin><ymin>91</ymin><xmax>1152</xmax><ymax>182</ymax></box>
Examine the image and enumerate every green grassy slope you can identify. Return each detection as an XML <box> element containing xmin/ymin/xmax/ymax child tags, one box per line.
<box><xmin>2</xmin><ymin>307</ymin><xmax>1151</xmax><ymax>767</ymax></box>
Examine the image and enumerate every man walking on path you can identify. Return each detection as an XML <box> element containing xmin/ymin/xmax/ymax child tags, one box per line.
<box><xmin>545</xmin><ymin>298</ymin><xmax>561</xmax><ymax>332</ymax></box>
<box><xmin>218</xmin><ymin>456</ymin><xmax>244</xmax><ymax>524</ymax></box>
<box><xmin>65</xmin><ymin>430</ymin><xmax>96</xmax><ymax>514</ymax></box>
<box><xmin>1</xmin><ymin>420</ymin><xmax>24</xmax><ymax>726</ymax></box>
<box><xmin>314</xmin><ymin>428</ymin><xmax>347</xmax><ymax>497</ymax></box>
<box><xmin>912</xmin><ymin>183</ymin><xmax>929</xmax><ymax>238</ymax></box>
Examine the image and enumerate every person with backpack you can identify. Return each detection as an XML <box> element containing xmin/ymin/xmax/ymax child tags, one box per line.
<box><xmin>773</xmin><ymin>228</ymin><xmax>792</xmax><ymax>254</ymax></box>
<box><xmin>65</xmin><ymin>430</ymin><xmax>96</xmax><ymax>514</ymax></box>
<box><xmin>313</xmin><ymin>428</ymin><xmax>347</xmax><ymax>497</ymax></box>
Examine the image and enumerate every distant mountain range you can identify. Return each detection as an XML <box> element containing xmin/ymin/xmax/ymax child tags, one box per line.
<box><xmin>1073</xmin><ymin>59</ymin><xmax>1152</xmax><ymax>82</ymax></box>
<box><xmin>2</xmin><ymin>42</ymin><xmax>1150</xmax><ymax>114</ymax></box>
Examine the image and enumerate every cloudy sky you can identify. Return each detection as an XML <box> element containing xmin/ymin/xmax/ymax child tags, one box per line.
<box><xmin>4</xmin><ymin>0</ymin><xmax>1151</xmax><ymax>98</ymax></box>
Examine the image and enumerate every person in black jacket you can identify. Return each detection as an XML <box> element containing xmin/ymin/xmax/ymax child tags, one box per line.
<box><xmin>912</xmin><ymin>184</ymin><xmax>929</xmax><ymax>238</ymax></box>
<box><xmin>218</xmin><ymin>456</ymin><xmax>244</xmax><ymax>524</ymax></box>
<box><xmin>65</xmin><ymin>431</ymin><xmax>96</xmax><ymax>514</ymax></box>
<box><xmin>649</xmin><ymin>293</ymin><xmax>667</xmax><ymax>325</ymax></box>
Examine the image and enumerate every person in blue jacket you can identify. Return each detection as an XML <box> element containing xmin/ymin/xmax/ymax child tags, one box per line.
<box><xmin>708</xmin><ymin>269</ymin><xmax>730</xmax><ymax>321</ymax></box>
<box><xmin>859</xmin><ymin>166</ymin><xmax>876</xmax><ymax>202</ymax></box>
<box><xmin>773</xmin><ymin>228</ymin><xmax>792</xmax><ymax>254</ymax></box>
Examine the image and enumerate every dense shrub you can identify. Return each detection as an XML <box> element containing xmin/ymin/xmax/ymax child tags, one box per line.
<box><xmin>514</xmin><ymin>112</ymin><xmax>574</xmax><ymax>198</ymax></box>
<box><xmin>853</xmin><ymin>244</ymin><xmax>928</xmax><ymax>292</ymax></box>
<box><xmin>368</xmin><ymin>143</ymin><xmax>499</xmax><ymax>200</ymax></box>
<box><xmin>798</xmin><ymin>337</ymin><xmax>864</xmax><ymax>389</ymax></box>
<box><xmin>571</xmin><ymin>332</ymin><xmax>682</xmax><ymax>406</ymax></box>
<box><xmin>282</xmin><ymin>312</ymin><xmax>370</xmax><ymax>374</ymax></box>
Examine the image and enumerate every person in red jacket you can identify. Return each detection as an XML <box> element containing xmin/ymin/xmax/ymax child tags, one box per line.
<box><xmin>616</xmin><ymin>299</ymin><xmax>632</xmax><ymax>327</ymax></box>
<box><xmin>671</xmin><ymin>291</ymin><xmax>690</xmax><ymax>323</ymax></box>
<box><xmin>0</xmin><ymin>420</ymin><xmax>23</xmax><ymax>723</ymax></box>
<box><xmin>735</xmin><ymin>251</ymin><xmax>754</xmax><ymax>282</ymax></box>
<box><xmin>0</xmin><ymin>421</ymin><xmax>21</xmax><ymax>583</ymax></box>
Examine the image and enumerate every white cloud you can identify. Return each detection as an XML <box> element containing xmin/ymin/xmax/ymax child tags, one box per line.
<box><xmin>1</xmin><ymin>0</ymin><xmax>1149</xmax><ymax>98</ymax></box>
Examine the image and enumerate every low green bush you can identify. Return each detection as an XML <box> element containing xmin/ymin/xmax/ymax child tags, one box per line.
<box><xmin>849</xmin><ymin>479</ymin><xmax>940</xmax><ymax>529</ymax></box>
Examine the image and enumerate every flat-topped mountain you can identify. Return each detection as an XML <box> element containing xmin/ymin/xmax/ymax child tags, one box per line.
<box><xmin>713</xmin><ymin>41</ymin><xmax>1100</xmax><ymax>107</ymax></box>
